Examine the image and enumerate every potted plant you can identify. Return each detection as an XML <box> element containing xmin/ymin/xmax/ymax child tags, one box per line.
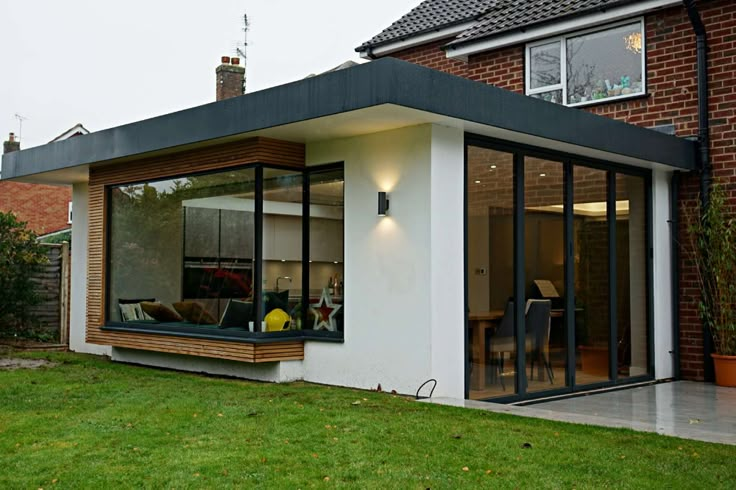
<box><xmin>685</xmin><ymin>182</ymin><xmax>736</xmax><ymax>386</ymax></box>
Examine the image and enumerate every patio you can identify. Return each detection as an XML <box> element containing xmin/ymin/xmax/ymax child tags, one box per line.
<box><xmin>424</xmin><ymin>381</ymin><xmax>736</xmax><ymax>445</ymax></box>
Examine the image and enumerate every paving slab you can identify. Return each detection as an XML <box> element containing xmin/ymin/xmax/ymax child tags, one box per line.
<box><xmin>420</xmin><ymin>381</ymin><xmax>736</xmax><ymax>445</ymax></box>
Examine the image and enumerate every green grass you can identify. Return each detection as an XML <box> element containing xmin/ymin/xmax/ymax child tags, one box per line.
<box><xmin>0</xmin><ymin>352</ymin><xmax>733</xmax><ymax>489</ymax></box>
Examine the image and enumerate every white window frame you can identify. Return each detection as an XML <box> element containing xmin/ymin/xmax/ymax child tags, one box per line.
<box><xmin>525</xmin><ymin>18</ymin><xmax>646</xmax><ymax>108</ymax></box>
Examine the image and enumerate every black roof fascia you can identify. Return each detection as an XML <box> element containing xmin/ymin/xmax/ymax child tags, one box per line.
<box><xmin>1</xmin><ymin>58</ymin><xmax>696</xmax><ymax>179</ymax></box>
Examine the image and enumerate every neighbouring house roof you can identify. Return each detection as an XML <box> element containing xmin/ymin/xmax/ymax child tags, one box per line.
<box><xmin>50</xmin><ymin>123</ymin><xmax>90</xmax><ymax>142</ymax></box>
<box><xmin>305</xmin><ymin>60</ymin><xmax>360</xmax><ymax>79</ymax></box>
<box><xmin>357</xmin><ymin>0</ymin><xmax>663</xmax><ymax>55</ymax></box>
<box><xmin>0</xmin><ymin>58</ymin><xmax>696</xmax><ymax>185</ymax></box>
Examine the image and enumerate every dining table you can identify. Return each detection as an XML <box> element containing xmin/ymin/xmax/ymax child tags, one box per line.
<box><xmin>468</xmin><ymin>309</ymin><xmax>564</xmax><ymax>391</ymax></box>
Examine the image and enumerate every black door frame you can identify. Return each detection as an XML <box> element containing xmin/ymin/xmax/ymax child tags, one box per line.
<box><xmin>464</xmin><ymin>133</ymin><xmax>655</xmax><ymax>403</ymax></box>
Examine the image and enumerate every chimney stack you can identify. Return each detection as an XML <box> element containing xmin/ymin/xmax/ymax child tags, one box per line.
<box><xmin>216</xmin><ymin>56</ymin><xmax>245</xmax><ymax>101</ymax></box>
<box><xmin>3</xmin><ymin>132</ymin><xmax>20</xmax><ymax>154</ymax></box>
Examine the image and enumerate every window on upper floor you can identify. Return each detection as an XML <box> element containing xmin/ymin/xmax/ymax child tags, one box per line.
<box><xmin>526</xmin><ymin>20</ymin><xmax>645</xmax><ymax>107</ymax></box>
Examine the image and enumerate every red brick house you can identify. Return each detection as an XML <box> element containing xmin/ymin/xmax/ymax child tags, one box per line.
<box><xmin>357</xmin><ymin>0</ymin><xmax>732</xmax><ymax>383</ymax></box>
<box><xmin>0</xmin><ymin>124</ymin><xmax>89</xmax><ymax>236</ymax></box>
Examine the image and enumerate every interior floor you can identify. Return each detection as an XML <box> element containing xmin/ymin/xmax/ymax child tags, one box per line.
<box><xmin>469</xmin><ymin>364</ymin><xmax>610</xmax><ymax>400</ymax></box>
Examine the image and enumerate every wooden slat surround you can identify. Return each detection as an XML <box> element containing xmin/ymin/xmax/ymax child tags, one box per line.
<box><xmin>86</xmin><ymin>137</ymin><xmax>305</xmax><ymax>363</ymax></box>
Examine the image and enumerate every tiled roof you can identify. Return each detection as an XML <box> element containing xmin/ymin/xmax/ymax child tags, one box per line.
<box><xmin>357</xmin><ymin>0</ymin><xmax>497</xmax><ymax>50</ymax></box>
<box><xmin>357</xmin><ymin>0</ymin><xmax>633</xmax><ymax>52</ymax></box>
<box><xmin>449</xmin><ymin>0</ymin><xmax>632</xmax><ymax>47</ymax></box>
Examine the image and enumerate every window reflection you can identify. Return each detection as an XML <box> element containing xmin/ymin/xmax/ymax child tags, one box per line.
<box><xmin>107</xmin><ymin>165</ymin><xmax>345</xmax><ymax>339</ymax></box>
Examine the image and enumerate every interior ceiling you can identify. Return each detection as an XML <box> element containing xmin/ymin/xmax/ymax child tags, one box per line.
<box><xmin>12</xmin><ymin>103</ymin><xmax>675</xmax><ymax>186</ymax></box>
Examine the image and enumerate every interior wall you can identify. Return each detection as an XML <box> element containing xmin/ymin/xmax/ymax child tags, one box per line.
<box><xmin>304</xmin><ymin>124</ymin><xmax>444</xmax><ymax>395</ymax></box>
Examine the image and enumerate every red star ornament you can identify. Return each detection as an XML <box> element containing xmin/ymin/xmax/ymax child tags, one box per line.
<box><xmin>310</xmin><ymin>288</ymin><xmax>342</xmax><ymax>331</ymax></box>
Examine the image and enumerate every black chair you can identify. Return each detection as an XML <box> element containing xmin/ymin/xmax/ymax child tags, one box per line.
<box><xmin>488</xmin><ymin>300</ymin><xmax>515</xmax><ymax>390</ymax></box>
<box><xmin>525</xmin><ymin>299</ymin><xmax>554</xmax><ymax>384</ymax></box>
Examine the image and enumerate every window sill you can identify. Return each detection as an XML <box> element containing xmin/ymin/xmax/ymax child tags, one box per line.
<box><xmin>567</xmin><ymin>92</ymin><xmax>650</xmax><ymax>109</ymax></box>
<box><xmin>103</xmin><ymin>322</ymin><xmax>344</xmax><ymax>344</ymax></box>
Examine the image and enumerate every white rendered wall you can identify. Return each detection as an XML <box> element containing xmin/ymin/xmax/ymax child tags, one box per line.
<box><xmin>652</xmin><ymin>169</ymin><xmax>675</xmax><ymax>379</ymax></box>
<box><xmin>304</xmin><ymin>124</ymin><xmax>465</xmax><ymax>397</ymax></box>
<box><xmin>112</xmin><ymin>348</ymin><xmax>303</xmax><ymax>382</ymax></box>
<box><xmin>70</xmin><ymin>182</ymin><xmax>111</xmax><ymax>356</ymax></box>
<box><xmin>428</xmin><ymin>125</ymin><xmax>465</xmax><ymax>399</ymax></box>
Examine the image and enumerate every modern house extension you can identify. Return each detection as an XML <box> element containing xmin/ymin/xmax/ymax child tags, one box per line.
<box><xmin>1</xmin><ymin>58</ymin><xmax>696</xmax><ymax>403</ymax></box>
<box><xmin>357</xmin><ymin>0</ymin><xmax>736</xmax><ymax>389</ymax></box>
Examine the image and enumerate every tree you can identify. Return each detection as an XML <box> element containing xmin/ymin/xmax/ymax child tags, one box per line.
<box><xmin>0</xmin><ymin>211</ymin><xmax>48</xmax><ymax>332</ymax></box>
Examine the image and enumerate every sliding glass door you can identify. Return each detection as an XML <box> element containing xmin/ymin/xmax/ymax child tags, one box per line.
<box><xmin>524</xmin><ymin>157</ymin><xmax>567</xmax><ymax>394</ymax></box>
<box><xmin>465</xmin><ymin>137</ymin><xmax>653</xmax><ymax>402</ymax></box>
<box><xmin>467</xmin><ymin>146</ymin><xmax>516</xmax><ymax>399</ymax></box>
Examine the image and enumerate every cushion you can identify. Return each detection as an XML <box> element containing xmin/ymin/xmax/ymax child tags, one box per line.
<box><xmin>119</xmin><ymin>303</ymin><xmax>145</xmax><ymax>322</ymax></box>
<box><xmin>219</xmin><ymin>299</ymin><xmax>253</xmax><ymax>329</ymax></box>
<box><xmin>172</xmin><ymin>301</ymin><xmax>218</xmax><ymax>325</ymax></box>
<box><xmin>140</xmin><ymin>302</ymin><xmax>183</xmax><ymax>323</ymax></box>
<box><xmin>118</xmin><ymin>298</ymin><xmax>156</xmax><ymax>321</ymax></box>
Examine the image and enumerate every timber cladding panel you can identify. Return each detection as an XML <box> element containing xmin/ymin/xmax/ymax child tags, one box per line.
<box><xmin>86</xmin><ymin>137</ymin><xmax>305</xmax><ymax>363</ymax></box>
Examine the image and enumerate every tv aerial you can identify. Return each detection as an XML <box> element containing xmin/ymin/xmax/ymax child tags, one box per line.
<box><xmin>234</xmin><ymin>13</ymin><xmax>250</xmax><ymax>93</ymax></box>
<box><xmin>14</xmin><ymin>113</ymin><xmax>29</xmax><ymax>142</ymax></box>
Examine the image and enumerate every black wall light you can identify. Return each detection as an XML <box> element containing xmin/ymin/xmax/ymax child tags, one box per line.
<box><xmin>378</xmin><ymin>191</ymin><xmax>390</xmax><ymax>216</ymax></box>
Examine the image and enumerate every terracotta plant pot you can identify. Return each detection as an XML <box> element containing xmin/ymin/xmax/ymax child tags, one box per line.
<box><xmin>712</xmin><ymin>354</ymin><xmax>736</xmax><ymax>387</ymax></box>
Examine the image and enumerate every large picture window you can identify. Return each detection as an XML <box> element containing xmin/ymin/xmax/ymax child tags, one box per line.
<box><xmin>526</xmin><ymin>20</ymin><xmax>645</xmax><ymax>107</ymax></box>
<box><xmin>106</xmin><ymin>164</ymin><xmax>344</xmax><ymax>341</ymax></box>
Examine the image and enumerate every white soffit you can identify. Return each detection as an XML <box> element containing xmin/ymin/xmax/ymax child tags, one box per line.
<box><xmin>360</xmin><ymin>21</ymin><xmax>475</xmax><ymax>59</ymax></box>
<box><xmin>446</xmin><ymin>0</ymin><xmax>681</xmax><ymax>60</ymax></box>
<box><xmin>12</xmin><ymin>164</ymin><xmax>89</xmax><ymax>186</ymax></box>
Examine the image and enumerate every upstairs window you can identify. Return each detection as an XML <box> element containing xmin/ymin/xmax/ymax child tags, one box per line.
<box><xmin>526</xmin><ymin>20</ymin><xmax>645</xmax><ymax>107</ymax></box>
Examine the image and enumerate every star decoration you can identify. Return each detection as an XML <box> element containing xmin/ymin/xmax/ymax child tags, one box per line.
<box><xmin>310</xmin><ymin>288</ymin><xmax>342</xmax><ymax>331</ymax></box>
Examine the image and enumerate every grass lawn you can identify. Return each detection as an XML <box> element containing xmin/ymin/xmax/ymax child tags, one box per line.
<box><xmin>0</xmin><ymin>352</ymin><xmax>734</xmax><ymax>489</ymax></box>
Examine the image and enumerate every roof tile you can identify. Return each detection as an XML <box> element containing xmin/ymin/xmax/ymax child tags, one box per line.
<box><xmin>357</xmin><ymin>0</ymin><xmax>633</xmax><ymax>52</ymax></box>
<box><xmin>357</xmin><ymin>0</ymin><xmax>497</xmax><ymax>50</ymax></box>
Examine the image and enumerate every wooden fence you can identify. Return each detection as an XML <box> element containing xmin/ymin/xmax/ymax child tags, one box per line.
<box><xmin>27</xmin><ymin>242</ymin><xmax>71</xmax><ymax>344</ymax></box>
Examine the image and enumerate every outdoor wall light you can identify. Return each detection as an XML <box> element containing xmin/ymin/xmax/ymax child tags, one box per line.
<box><xmin>378</xmin><ymin>191</ymin><xmax>390</xmax><ymax>216</ymax></box>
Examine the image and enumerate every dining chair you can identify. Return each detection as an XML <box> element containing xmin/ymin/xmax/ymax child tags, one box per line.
<box><xmin>525</xmin><ymin>299</ymin><xmax>554</xmax><ymax>384</ymax></box>
<box><xmin>488</xmin><ymin>300</ymin><xmax>515</xmax><ymax>390</ymax></box>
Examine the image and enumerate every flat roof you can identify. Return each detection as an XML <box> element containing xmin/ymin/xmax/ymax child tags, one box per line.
<box><xmin>1</xmin><ymin>57</ymin><xmax>696</xmax><ymax>183</ymax></box>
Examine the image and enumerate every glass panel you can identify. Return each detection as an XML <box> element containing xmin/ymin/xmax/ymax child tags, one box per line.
<box><xmin>467</xmin><ymin>146</ymin><xmax>516</xmax><ymax>399</ymax></box>
<box><xmin>572</xmin><ymin>166</ymin><xmax>611</xmax><ymax>384</ymax></box>
<box><xmin>260</xmin><ymin>168</ymin><xmax>303</xmax><ymax>333</ymax></box>
<box><xmin>530</xmin><ymin>90</ymin><xmax>563</xmax><ymax>104</ymax></box>
<box><xmin>530</xmin><ymin>42</ymin><xmax>561</xmax><ymax>89</ymax></box>
<box><xmin>616</xmin><ymin>174</ymin><xmax>649</xmax><ymax>377</ymax></box>
<box><xmin>524</xmin><ymin>157</ymin><xmax>566</xmax><ymax>393</ymax></box>
<box><xmin>307</xmin><ymin>169</ymin><xmax>344</xmax><ymax>334</ymax></box>
<box><xmin>566</xmin><ymin>22</ymin><xmax>644</xmax><ymax>105</ymax></box>
<box><xmin>108</xmin><ymin>168</ymin><xmax>256</xmax><ymax>329</ymax></box>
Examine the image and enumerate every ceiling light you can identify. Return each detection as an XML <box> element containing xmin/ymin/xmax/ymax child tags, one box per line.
<box><xmin>491</xmin><ymin>165</ymin><xmax>497</xmax><ymax>169</ymax></box>
<box><xmin>539</xmin><ymin>173</ymin><xmax>547</xmax><ymax>177</ymax></box>
<box><xmin>475</xmin><ymin>180</ymin><xmax>481</xmax><ymax>184</ymax></box>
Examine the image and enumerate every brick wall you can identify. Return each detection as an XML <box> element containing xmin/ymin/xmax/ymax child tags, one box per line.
<box><xmin>389</xmin><ymin>0</ymin><xmax>736</xmax><ymax>380</ymax></box>
<box><xmin>0</xmin><ymin>181</ymin><xmax>71</xmax><ymax>235</ymax></box>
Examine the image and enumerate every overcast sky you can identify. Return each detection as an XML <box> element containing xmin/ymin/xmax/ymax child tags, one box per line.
<box><xmin>0</xmin><ymin>0</ymin><xmax>419</xmax><ymax>149</ymax></box>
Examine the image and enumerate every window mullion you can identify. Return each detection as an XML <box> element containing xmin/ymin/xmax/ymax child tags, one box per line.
<box><xmin>561</xmin><ymin>37</ymin><xmax>568</xmax><ymax>106</ymax></box>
